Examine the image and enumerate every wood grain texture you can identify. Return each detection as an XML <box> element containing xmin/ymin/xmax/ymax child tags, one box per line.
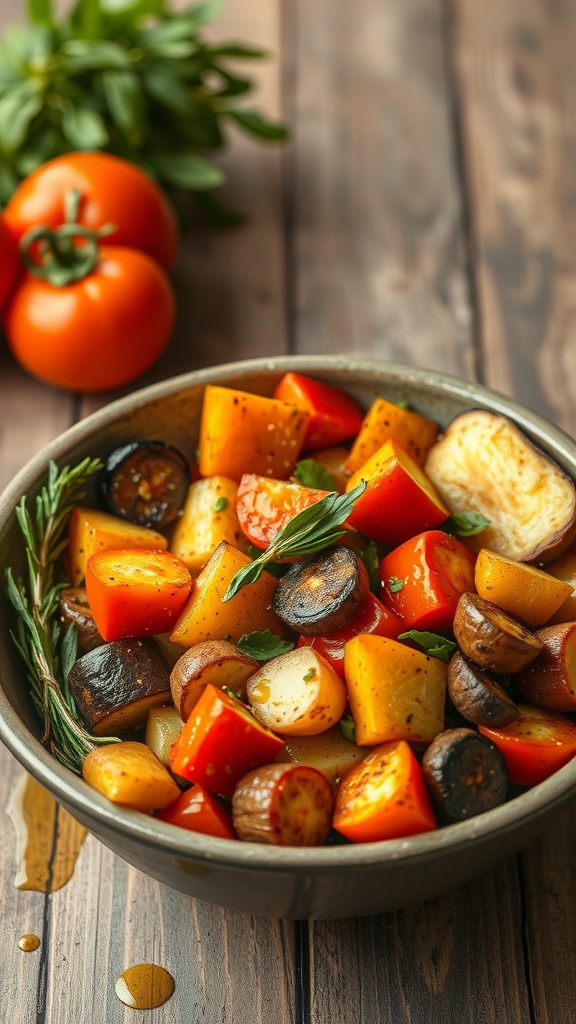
<box><xmin>452</xmin><ymin>0</ymin><xmax>576</xmax><ymax>433</ymax></box>
<box><xmin>286</xmin><ymin>0</ymin><xmax>475</xmax><ymax>378</ymax></box>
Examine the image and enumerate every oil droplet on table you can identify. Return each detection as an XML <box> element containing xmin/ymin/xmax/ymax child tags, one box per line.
<box><xmin>18</xmin><ymin>934</ymin><xmax>40</xmax><ymax>952</ymax></box>
<box><xmin>115</xmin><ymin>964</ymin><xmax>175</xmax><ymax>1010</ymax></box>
<box><xmin>7</xmin><ymin>773</ymin><xmax>87</xmax><ymax>892</ymax></box>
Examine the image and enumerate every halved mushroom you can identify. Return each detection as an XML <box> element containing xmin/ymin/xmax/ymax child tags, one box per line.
<box><xmin>59</xmin><ymin>586</ymin><xmax>103</xmax><ymax>654</ymax></box>
<box><xmin>272</xmin><ymin>546</ymin><xmax>369</xmax><ymax>636</ymax></box>
<box><xmin>447</xmin><ymin>651</ymin><xmax>519</xmax><ymax>726</ymax></box>
<box><xmin>67</xmin><ymin>638</ymin><xmax>171</xmax><ymax>735</ymax></box>
<box><xmin>170</xmin><ymin>639</ymin><xmax>259</xmax><ymax>720</ymax></box>
<box><xmin>515</xmin><ymin>621</ymin><xmax>576</xmax><ymax>712</ymax></box>
<box><xmin>422</xmin><ymin>728</ymin><xmax>508</xmax><ymax>823</ymax></box>
<box><xmin>453</xmin><ymin>592</ymin><xmax>543</xmax><ymax>674</ymax></box>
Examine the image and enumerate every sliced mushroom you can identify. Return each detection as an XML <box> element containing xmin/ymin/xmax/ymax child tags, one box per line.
<box><xmin>232</xmin><ymin>763</ymin><xmax>334</xmax><ymax>846</ymax></box>
<box><xmin>515</xmin><ymin>621</ymin><xmax>576</xmax><ymax>712</ymax></box>
<box><xmin>272</xmin><ymin>545</ymin><xmax>369</xmax><ymax>636</ymax></box>
<box><xmin>422</xmin><ymin>728</ymin><xmax>508</xmax><ymax>823</ymax></box>
<box><xmin>59</xmin><ymin>586</ymin><xmax>103</xmax><ymax>654</ymax></box>
<box><xmin>453</xmin><ymin>592</ymin><xmax>543</xmax><ymax>674</ymax></box>
<box><xmin>67</xmin><ymin>638</ymin><xmax>171</xmax><ymax>736</ymax></box>
<box><xmin>448</xmin><ymin>651</ymin><xmax>519</xmax><ymax>726</ymax></box>
<box><xmin>170</xmin><ymin>639</ymin><xmax>259</xmax><ymax>720</ymax></box>
<box><xmin>99</xmin><ymin>440</ymin><xmax>191</xmax><ymax>528</ymax></box>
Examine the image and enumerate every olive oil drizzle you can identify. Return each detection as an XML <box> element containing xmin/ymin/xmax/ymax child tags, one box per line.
<box><xmin>115</xmin><ymin>964</ymin><xmax>175</xmax><ymax>1009</ymax></box>
<box><xmin>8</xmin><ymin>773</ymin><xmax>86</xmax><ymax>892</ymax></box>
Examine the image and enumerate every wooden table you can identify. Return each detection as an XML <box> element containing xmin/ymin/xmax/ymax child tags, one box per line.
<box><xmin>2</xmin><ymin>0</ymin><xmax>576</xmax><ymax>1020</ymax></box>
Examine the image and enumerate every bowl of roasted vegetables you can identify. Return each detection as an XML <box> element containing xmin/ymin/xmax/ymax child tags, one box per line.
<box><xmin>2</xmin><ymin>355</ymin><xmax>576</xmax><ymax>919</ymax></box>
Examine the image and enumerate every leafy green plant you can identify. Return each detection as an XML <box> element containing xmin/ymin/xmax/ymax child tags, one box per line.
<box><xmin>0</xmin><ymin>0</ymin><xmax>288</xmax><ymax>205</ymax></box>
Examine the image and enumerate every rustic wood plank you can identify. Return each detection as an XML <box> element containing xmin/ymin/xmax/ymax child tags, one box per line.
<box><xmin>285</xmin><ymin>0</ymin><xmax>475</xmax><ymax>378</ymax></box>
<box><xmin>452</xmin><ymin>0</ymin><xmax>576</xmax><ymax>434</ymax></box>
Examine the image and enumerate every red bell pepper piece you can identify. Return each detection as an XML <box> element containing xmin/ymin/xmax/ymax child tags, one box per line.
<box><xmin>379</xmin><ymin>530</ymin><xmax>476</xmax><ymax>634</ymax></box>
<box><xmin>169</xmin><ymin>683</ymin><xmax>285</xmax><ymax>797</ymax></box>
<box><xmin>156</xmin><ymin>782</ymin><xmax>236</xmax><ymax>839</ymax></box>
<box><xmin>333</xmin><ymin>739</ymin><xmax>437</xmax><ymax>843</ymax></box>
<box><xmin>236</xmin><ymin>473</ymin><xmax>330</xmax><ymax>550</ymax></box>
<box><xmin>479</xmin><ymin>705</ymin><xmax>576</xmax><ymax>786</ymax></box>
<box><xmin>273</xmin><ymin>371</ymin><xmax>364</xmax><ymax>450</ymax></box>
<box><xmin>345</xmin><ymin>439</ymin><xmax>448</xmax><ymax>547</ymax></box>
<box><xmin>297</xmin><ymin>592</ymin><xmax>402</xmax><ymax>677</ymax></box>
<box><xmin>85</xmin><ymin>547</ymin><xmax>192</xmax><ymax>641</ymax></box>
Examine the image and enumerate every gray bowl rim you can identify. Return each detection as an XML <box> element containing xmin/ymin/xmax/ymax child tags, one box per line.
<box><xmin>1</xmin><ymin>353</ymin><xmax>576</xmax><ymax>875</ymax></box>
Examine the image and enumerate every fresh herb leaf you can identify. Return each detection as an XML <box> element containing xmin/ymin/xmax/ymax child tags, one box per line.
<box><xmin>293</xmin><ymin>458</ymin><xmax>335</xmax><ymax>491</ymax></box>
<box><xmin>236</xmin><ymin>629</ymin><xmax>294</xmax><ymax>661</ymax></box>
<box><xmin>222</xmin><ymin>481</ymin><xmax>367</xmax><ymax>601</ymax></box>
<box><xmin>213</xmin><ymin>496</ymin><xmax>228</xmax><ymax>512</ymax></box>
<box><xmin>5</xmin><ymin>457</ymin><xmax>121</xmax><ymax>773</ymax></box>
<box><xmin>302</xmin><ymin>667</ymin><xmax>316</xmax><ymax>682</ymax></box>
<box><xmin>359</xmin><ymin>539</ymin><xmax>381</xmax><ymax>595</ymax></box>
<box><xmin>441</xmin><ymin>512</ymin><xmax>491</xmax><ymax>537</ymax></box>
<box><xmin>388</xmin><ymin>575</ymin><xmax>405</xmax><ymax>593</ymax></box>
<box><xmin>398</xmin><ymin>630</ymin><xmax>456</xmax><ymax>663</ymax></box>
<box><xmin>340</xmin><ymin>716</ymin><xmax>356</xmax><ymax>743</ymax></box>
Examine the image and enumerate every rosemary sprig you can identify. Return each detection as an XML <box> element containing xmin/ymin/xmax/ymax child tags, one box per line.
<box><xmin>5</xmin><ymin>457</ymin><xmax>120</xmax><ymax>774</ymax></box>
<box><xmin>222</xmin><ymin>480</ymin><xmax>367</xmax><ymax>601</ymax></box>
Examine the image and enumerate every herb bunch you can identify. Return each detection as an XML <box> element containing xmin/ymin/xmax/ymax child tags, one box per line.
<box><xmin>5</xmin><ymin>458</ymin><xmax>120</xmax><ymax>774</ymax></box>
<box><xmin>0</xmin><ymin>0</ymin><xmax>288</xmax><ymax>205</ymax></box>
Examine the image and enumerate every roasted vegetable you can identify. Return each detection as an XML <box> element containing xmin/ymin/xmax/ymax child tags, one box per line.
<box><xmin>296</xmin><ymin>592</ymin><xmax>402</xmax><ymax>678</ymax></box>
<box><xmin>424</xmin><ymin>411</ymin><xmax>576</xmax><ymax>563</ymax></box>
<box><xmin>344</xmin><ymin>634</ymin><xmax>447</xmax><ymax>745</ymax></box>
<box><xmin>275</xmin><ymin>725</ymin><xmax>366</xmax><ymax>784</ymax></box>
<box><xmin>58</xmin><ymin>586</ymin><xmax>103</xmax><ymax>654</ymax></box>
<box><xmin>515</xmin><ymin>622</ymin><xmax>576</xmax><ymax>712</ymax></box>
<box><xmin>272</xmin><ymin>372</ymin><xmax>364</xmax><ymax>450</ymax></box>
<box><xmin>333</xmin><ymin>740</ymin><xmax>437</xmax><ymax>842</ymax></box>
<box><xmin>145</xmin><ymin>706</ymin><xmax>183</xmax><ymax>767</ymax></box>
<box><xmin>272</xmin><ymin>546</ymin><xmax>369</xmax><ymax>636</ymax></box>
<box><xmin>453</xmin><ymin>592</ymin><xmax>543</xmax><ymax>674</ymax></box>
<box><xmin>68</xmin><ymin>638</ymin><xmax>171</xmax><ymax>736</ymax></box>
<box><xmin>474</xmin><ymin>548</ymin><xmax>572</xmax><ymax>627</ymax></box>
<box><xmin>530</xmin><ymin>542</ymin><xmax>576</xmax><ymax>625</ymax></box>
<box><xmin>344</xmin><ymin>397</ymin><xmax>439</xmax><ymax>473</ymax></box>
<box><xmin>479</xmin><ymin>705</ymin><xmax>576</xmax><ymax>785</ymax></box>
<box><xmin>170</xmin><ymin>639</ymin><xmax>259</xmax><ymax>720</ymax></box>
<box><xmin>156</xmin><ymin>784</ymin><xmax>236</xmax><ymax>840</ymax></box>
<box><xmin>246</xmin><ymin>647</ymin><xmax>347</xmax><ymax>736</ymax></box>
<box><xmin>83</xmin><ymin>741</ymin><xmax>180</xmax><ymax>811</ymax></box>
<box><xmin>236</xmin><ymin>473</ymin><xmax>330</xmax><ymax>551</ymax></box>
<box><xmin>232</xmin><ymin>763</ymin><xmax>334</xmax><ymax>846</ymax></box>
<box><xmin>65</xmin><ymin>505</ymin><xmax>167</xmax><ymax>586</ymax></box>
<box><xmin>422</xmin><ymin>728</ymin><xmax>508</xmax><ymax>823</ymax></box>
<box><xmin>99</xmin><ymin>441</ymin><xmax>191</xmax><ymax>528</ymax></box>
<box><xmin>447</xmin><ymin>651</ymin><xmax>519</xmax><ymax>726</ymax></box>
<box><xmin>85</xmin><ymin>548</ymin><xmax>192</xmax><ymax>641</ymax></box>
<box><xmin>170</xmin><ymin>476</ymin><xmax>249</xmax><ymax>574</ymax></box>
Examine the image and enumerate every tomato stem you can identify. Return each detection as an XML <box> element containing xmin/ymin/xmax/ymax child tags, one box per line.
<box><xmin>18</xmin><ymin>189</ymin><xmax>116</xmax><ymax>288</ymax></box>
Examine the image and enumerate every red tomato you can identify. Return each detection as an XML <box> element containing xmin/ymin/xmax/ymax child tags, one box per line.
<box><xmin>297</xmin><ymin>592</ymin><xmax>402</xmax><ymax>677</ymax></box>
<box><xmin>333</xmin><ymin>740</ymin><xmax>437</xmax><ymax>842</ymax></box>
<box><xmin>479</xmin><ymin>705</ymin><xmax>576</xmax><ymax>786</ymax></box>
<box><xmin>3</xmin><ymin>152</ymin><xmax>179</xmax><ymax>271</ymax></box>
<box><xmin>345</xmin><ymin>440</ymin><xmax>448</xmax><ymax>547</ymax></box>
<box><xmin>156</xmin><ymin>783</ymin><xmax>237</xmax><ymax>840</ymax></box>
<box><xmin>85</xmin><ymin>547</ymin><xmax>192</xmax><ymax>641</ymax></box>
<box><xmin>379</xmin><ymin>530</ymin><xmax>476</xmax><ymax>633</ymax></box>
<box><xmin>169</xmin><ymin>684</ymin><xmax>285</xmax><ymax>797</ymax></box>
<box><xmin>4</xmin><ymin>246</ymin><xmax>175</xmax><ymax>392</ymax></box>
<box><xmin>273</xmin><ymin>371</ymin><xmax>365</xmax><ymax>450</ymax></box>
<box><xmin>236</xmin><ymin>473</ymin><xmax>330</xmax><ymax>550</ymax></box>
<box><xmin>0</xmin><ymin>215</ymin><xmax>21</xmax><ymax>311</ymax></box>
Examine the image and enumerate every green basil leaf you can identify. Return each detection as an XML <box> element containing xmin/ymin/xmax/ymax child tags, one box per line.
<box><xmin>441</xmin><ymin>512</ymin><xmax>491</xmax><ymax>537</ymax></box>
<box><xmin>149</xmin><ymin>150</ymin><xmax>224</xmax><ymax>189</ymax></box>
<box><xmin>236</xmin><ymin>629</ymin><xmax>294</xmax><ymax>662</ymax></box>
<box><xmin>293</xmin><ymin>459</ymin><xmax>335</xmax><ymax>491</ymax></box>
<box><xmin>0</xmin><ymin>81</ymin><xmax>43</xmax><ymax>151</ymax></box>
<box><xmin>61</xmin><ymin>105</ymin><xmax>108</xmax><ymax>148</ymax></box>
<box><xmin>102</xmin><ymin>69</ymin><xmax>146</xmax><ymax>141</ymax></box>
<box><xmin>213</xmin><ymin>496</ymin><xmax>228</xmax><ymax>512</ymax></box>
<box><xmin>62</xmin><ymin>39</ymin><xmax>132</xmax><ymax>71</ymax></box>
<box><xmin>398</xmin><ymin>630</ymin><xmax>456</xmax><ymax>663</ymax></box>
<box><xmin>228</xmin><ymin>108</ymin><xmax>289</xmax><ymax>141</ymax></box>
<box><xmin>141</xmin><ymin>68</ymin><xmax>192</xmax><ymax>114</ymax></box>
<box><xmin>213</xmin><ymin>71</ymin><xmax>252</xmax><ymax>98</ymax></box>
<box><xmin>387</xmin><ymin>575</ymin><xmax>405</xmax><ymax>593</ymax></box>
<box><xmin>182</xmin><ymin>0</ymin><xmax>225</xmax><ymax>27</ymax></box>
<box><xmin>67</xmin><ymin>0</ymin><xmax>103</xmax><ymax>35</ymax></box>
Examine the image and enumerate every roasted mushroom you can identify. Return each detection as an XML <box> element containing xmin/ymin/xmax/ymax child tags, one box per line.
<box><xmin>515</xmin><ymin>622</ymin><xmax>576</xmax><ymax>712</ymax></box>
<box><xmin>448</xmin><ymin>651</ymin><xmax>519</xmax><ymax>727</ymax></box>
<box><xmin>232</xmin><ymin>763</ymin><xmax>334</xmax><ymax>846</ymax></box>
<box><xmin>272</xmin><ymin>545</ymin><xmax>369</xmax><ymax>636</ymax></box>
<box><xmin>59</xmin><ymin>586</ymin><xmax>103</xmax><ymax>654</ymax></box>
<box><xmin>99</xmin><ymin>440</ymin><xmax>191</xmax><ymax>527</ymax></box>
<box><xmin>453</xmin><ymin>592</ymin><xmax>543</xmax><ymax>674</ymax></box>
<box><xmin>422</xmin><ymin>728</ymin><xmax>508</xmax><ymax>823</ymax></box>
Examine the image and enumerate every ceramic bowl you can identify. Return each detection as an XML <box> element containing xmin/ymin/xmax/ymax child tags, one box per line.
<box><xmin>1</xmin><ymin>356</ymin><xmax>576</xmax><ymax>920</ymax></box>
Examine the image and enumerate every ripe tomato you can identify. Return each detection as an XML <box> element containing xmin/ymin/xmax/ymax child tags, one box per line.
<box><xmin>479</xmin><ymin>705</ymin><xmax>576</xmax><ymax>785</ymax></box>
<box><xmin>236</xmin><ymin>473</ymin><xmax>330</xmax><ymax>550</ymax></box>
<box><xmin>4</xmin><ymin>246</ymin><xmax>175</xmax><ymax>392</ymax></box>
<box><xmin>3</xmin><ymin>152</ymin><xmax>179</xmax><ymax>271</ymax></box>
<box><xmin>0</xmin><ymin>215</ymin><xmax>21</xmax><ymax>311</ymax></box>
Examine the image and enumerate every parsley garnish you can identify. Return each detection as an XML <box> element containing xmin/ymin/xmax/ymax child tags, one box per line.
<box><xmin>398</xmin><ymin>630</ymin><xmax>456</xmax><ymax>662</ymax></box>
<box><xmin>236</xmin><ymin>629</ymin><xmax>294</xmax><ymax>661</ymax></box>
